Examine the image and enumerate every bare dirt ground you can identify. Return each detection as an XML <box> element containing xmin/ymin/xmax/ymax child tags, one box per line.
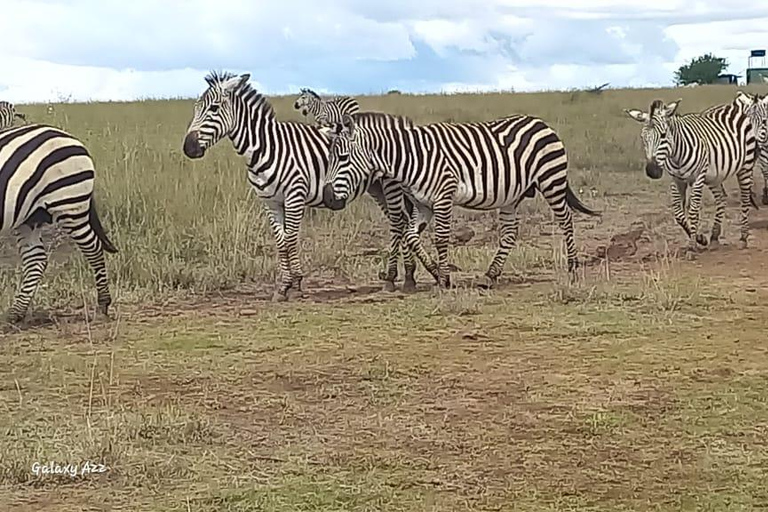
<box><xmin>1</xmin><ymin>179</ymin><xmax>768</xmax><ymax>511</ymax></box>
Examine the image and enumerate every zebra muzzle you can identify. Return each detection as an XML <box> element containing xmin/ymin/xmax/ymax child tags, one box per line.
<box><xmin>645</xmin><ymin>161</ymin><xmax>663</xmax><ymax>179</ymax></box>
<box><xmin>322</xmin><ymin>183</ymin><xmax>347</xmax><ymax>211</ymax></box>
<box><xmin>182</xmin><ymin>131</ymin><xmax>205</xmax><ymax>159</ymax></box>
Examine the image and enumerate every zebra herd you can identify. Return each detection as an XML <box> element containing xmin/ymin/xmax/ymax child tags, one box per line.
<box><xmin>1</xmin><ymin>74</ymin><xmax>768</xmax><ymax>326</ymax></box>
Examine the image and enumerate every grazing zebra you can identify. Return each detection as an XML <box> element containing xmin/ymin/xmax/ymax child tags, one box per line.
<box><xmin>734</xmin><ymin>91</ymin><xmax>768</xmax><ymax>204</ymax></box>
<box><xmin>0</xmin><ymin>101</ymin><xmax>26</xmax><ymax>131</ymax></box>
<box><xmin>624</xmin><ymin>98</ymin><xmax>757</xmax><ymax>251</ymax></box>
<box><xmin>321</xmin><ymin>112</ymin><xmax>600</xmax><ymax>288</ymax></box>
<box><xmin>293</xmin><ymin>88</ymin><xmax>360</xmax><ymax>128</ymax></box>
<box><xmin>0</xmin><ymin>124</ymin><xmax>117</xmax><ymax>324</ymax></box>
<box><xmin>181</xmin><ymin>72</ymin><xmax>430</xmax><ymax>300</ymax></box>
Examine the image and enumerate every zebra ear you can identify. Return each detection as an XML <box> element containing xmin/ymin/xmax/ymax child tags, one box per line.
<box><xmin>222</xmin><ymin>73</ymin><xmax>250</xmax><ymax>92</ymax></box>
<box><xmin>14</xmin><ymin>112</ymin><xmax>25</xmax><ymax>120</ymax></box>
<box><xmin>735</xmin><ymin>90</ymin><xmax>753</xmax><ymax>105</ymax></box>
<box><xmin>664</xmin><ymin>99</ymin><xmax>682</xmax><ymax>116</ymax></box>
<box><xmin>624</xmin><ymin>109</ymin><xmax>649</xmax><ymax>123</ymax></box>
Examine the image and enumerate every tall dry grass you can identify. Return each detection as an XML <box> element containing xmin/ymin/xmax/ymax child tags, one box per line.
<box><xmin>1</xmin><ymin>83</ymin><xmax>766</xmax><ymax>310</ymax></box>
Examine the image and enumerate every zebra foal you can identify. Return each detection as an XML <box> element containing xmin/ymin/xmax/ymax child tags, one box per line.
<box><xmin>322</xmin><ymin>112</ymin><xmax>600</xmax><ymax>288</ymax></box>
<box><xmin>0</xmin><ymin>124</ymin><xmax>117</xmax><ymax>324</ymax></box>
<box><xmin>624</xmin><ymin>98</ymin><xmax>757</xmax><ymax>251</ymax></box>
<box><xmin>294</xmin><ymin>88</ymin><xmax>360</xmax><ymax>128</ymax></box>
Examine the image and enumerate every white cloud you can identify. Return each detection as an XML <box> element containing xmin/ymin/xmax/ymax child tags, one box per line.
<box><xmin>1</xmin><ymin>0</ymin><xmax>767</xmax><ymax>103</ymax></box>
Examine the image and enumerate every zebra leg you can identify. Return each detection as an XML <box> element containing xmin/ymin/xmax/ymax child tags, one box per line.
<box><xmin>367</xmin><ymin>179</ymin><xmax>399</xmax><ymax>287</ymax></box>
<box><xmin>707</xmin><ymin>183</ymin><xmax>726</xmax><ymax>248</ymax></box>
<box><xmin>404</xmin><ymin>203</ymin><xmax>439</xmax><ymax>292</ymax></box>
<box><xmin>685</xmin><ymin>173</ymin><xmax>709</xmax><ymax>251</ymax></box>
<box><xmin>264</xmin><ymin>203</ymin><xmax>293</xmax><ymax>302</ymax></box>
<box><xmin>736</xmin><ymin>168</ymin><xmax>755</xmax><ymax>249</ymax></box>
<box><xmin>56</xmin><ymin>211</ymin><xmax>113</xmax><ymax>318</ymax></box>
<box><xmin>483</xmin><ymin>204</ymin><xmax>520</xmax><ymax>288</ymax></box>
<box><xmin>6</xmin><ymin>224</ymin><xmax>49</xmax><ymax>324</ymax></box>
<box><xmin>280</xmin><ymin>192</ymin><xmax>307</xmax><ymax>299</ymax></box>
<box><xmin>759</xmin><ymin>150</ymin><xmax>768</xmax><ymax>206</ymax></box>
<box><xmin>541</xmin><ymin>185</ymin><xmax>578</xmax><ymax>277</ymax></box>
<box><xmin>670</xmin><ymin>179</ymin><xmax>692</xmax><ymax>238</ymax></box>
<box><xmin>431</xmin><ymin>198</ymin><xmax>454</xmax><ymax>288</ymax></box>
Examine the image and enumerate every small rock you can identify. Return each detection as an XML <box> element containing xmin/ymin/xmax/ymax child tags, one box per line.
<box><xmin>239</xmin><ymin>309</ymin><xmax>259</xmax><ymax>316</ymax></box>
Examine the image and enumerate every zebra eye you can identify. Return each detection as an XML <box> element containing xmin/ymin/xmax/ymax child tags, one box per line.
<box><xmin>209</xmin><ymin>104</ymin><xmax>220</xmax><ymax>113</ymax></box>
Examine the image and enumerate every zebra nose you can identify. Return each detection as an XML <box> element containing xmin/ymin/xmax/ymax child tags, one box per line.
<box><xmin>645</xmin><ymin>160</ymin><xmax>663</xmax><ymax>179</ymax></box>
<box><xmin>183</xmin><ymin>131</ymin><xmax>204</xmax><ymax>159</ymax></box>
<box><xmin>322</xmin><ymin>183</ymin><xmax>346</xmax><ymax>211</ymax></box>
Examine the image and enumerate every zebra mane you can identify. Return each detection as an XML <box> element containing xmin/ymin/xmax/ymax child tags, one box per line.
<box><xmin>204</xmin><ymin>70</ymin><xmax>277</xmax><ymax>120</ymax></box>
<box><xmin>301</xmin><ymin>88</ymin><xmax>321</xmax><ymax>99</ymax></box>
<box><xmin>352</xmin><ymin>111</ymin><xmax>415</xmax><ymax>129</ymax></box>
<box><xmin>204</xmin><ymin>70</ymin><xmax>238</xmax><ymax>88</ymax></box>
<box><xmin>649</xmin><ymin>99</ymin><xmax>665</xmax><ymax>116</ymax></box>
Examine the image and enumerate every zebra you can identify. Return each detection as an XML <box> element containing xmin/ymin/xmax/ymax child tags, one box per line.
<box><xmin>321</xmin><ymin>112</ymin><xmax>601</xmax><ymax>289</ymax></box>
<box><xmin>624</xmin><ymin>98</ymin><xmax>757</xmax><ymax>251</ymax></box>
<box><xmin>293</xmin><ymin>88</ymin><xmax>360</xmax><ymax>128</ymax></box>
<box><xmin>0</xmin><ymin>123</ymin><xmax>117</xmax><ymax>324</ymax></box>
<box><xmin>181</xmin><ymin>71</ymin><xmax>432</xmax><ymax>300</ymax></box>
<box><xmin>0</xmin><ymin>101</ymin><xmax>26</xmax><ymax>131</ymax></box>
<box><xmin>734</xmin><ymin>91</ymin><xmax>768</xmax><ymax>205</ymax></box>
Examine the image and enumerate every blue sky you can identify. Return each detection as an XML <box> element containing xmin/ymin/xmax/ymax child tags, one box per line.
<box><xmin>2</xmin><ymin>0</ymin><xmax>768</xmax><ymax>103</ymax></box>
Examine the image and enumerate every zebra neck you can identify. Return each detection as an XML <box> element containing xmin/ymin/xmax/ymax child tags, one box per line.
<box><xmin>229</xmin><ymin>91</ymin><xmax>276</xmax><ymax>161</ymax></box>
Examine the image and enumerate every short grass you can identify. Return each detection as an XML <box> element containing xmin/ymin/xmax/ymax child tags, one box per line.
<box><xmin>2</xmin><ymin>82</ymin><xmax>768</xmax><ymax>511</ymax></box>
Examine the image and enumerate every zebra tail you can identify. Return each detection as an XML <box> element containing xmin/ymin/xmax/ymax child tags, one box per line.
<box><xmin>750</xmin><ymin>190</ymin><xmax>759</xmax><ymax>210</ymax></box>
<box><xmin>89</xmin><ymin>198</ymin><xmax>118</xmax><ymax>253</ymax></box>
<box><xmin>565</xmin><ymin>184</ymin><xmax>601</xmax><ymax>216</ymax></box>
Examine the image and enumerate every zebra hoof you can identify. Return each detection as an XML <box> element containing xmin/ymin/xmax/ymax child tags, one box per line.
<box><xmin>762</xmin><ymin>191</ymin><xmax>768</xmax><ymax>206</ymax></box>
<box><xmin>402</xmin><ymin>279</ymin><xmax>417</xmax><ymax>293</ymax></box>
<box><xmin>477</xmin><ymin>274</ymin><xmax>497</xmax><ymax>290</ymax></box>
<box><xmin>708</xmin><ymin>238</ymin><xmax>720</xmax><ymax>250</ymax></box>
<box><xmin>738</xmin><ymin>239</ymin><xmax>748</xmax><ymax>250</ymax></box>
<box><xmin>695</xmin><ymin>234</ymin><xmax>708</xmax><ymax>247</ymax></box>
<box><xmin>382</xmin><ymin>281</ymin><xmax>397</xmax><ymax>292</ymax></box>
<box><xmin>271</xmin><ymin>291</ymin><xmax>289</xmax><ymax>302</ymax></box>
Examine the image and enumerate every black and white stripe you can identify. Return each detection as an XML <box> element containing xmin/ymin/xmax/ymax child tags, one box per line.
<box><xmin>182</xmin><ymin>72</ymin><xmax>427</xmax><ymax>300</ymax></box>
<box><xmin>625</xmin><ymin>98</ymin><xmax>757</xmax><ymax>250</ymax></box>
<box><xmin>735</xmin><ymin>91</ymin><xmax>768</xmax><ymax>205</ymax></box>
<box><xmin>0</xmin><ymin>101</ymin><xmax>26</xmax><ymax>131</ymax></box>
<box><xmin>293</xmin><ymin>88</ymin><xmax>360</xmax><ymax>128</ymax></box>
<box><xmin>0</xmin><ymin>124</ymin><xmax>117</xmax><ymax>323</ymax></box>
<box><xmin>321</xmin><ymin>112</ymin><xmax>600</xmax><ymax>288</ymax></box>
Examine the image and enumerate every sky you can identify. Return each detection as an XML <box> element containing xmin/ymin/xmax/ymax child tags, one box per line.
<box><xmin>2</xmin><ymin>0</ymin><xmax>768</xmax><ymax>103</ymax></box>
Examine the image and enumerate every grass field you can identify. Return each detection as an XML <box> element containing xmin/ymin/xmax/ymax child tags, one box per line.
<box><xmin>2</xmin><ymin>83</ymin><xmax>768</xmax><ymax>511</ymax></box>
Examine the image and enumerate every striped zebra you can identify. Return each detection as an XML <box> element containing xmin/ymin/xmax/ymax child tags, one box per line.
<box><xmin>294</xmin><ymin>88</ymin><xmax>360</xmax><ymax>128</ymax></box>
<box><xmin>624</xmin><ymin>98</ymin><xmax>757</xmax><ymax>251</ymax></box>
<box><xmin>0</xmin><ymin>101</ymin><xmax>26</xmax><ymax>131</ymax></box>
<box><xmin>181</xmin><ymin>72</ymin><xmax>430</xmax><ymax>300</ymax></box>
<box><xmin>321</xmin><ymin>112</ymin><xmax>601</xmax><ymax>288</ymax></box>
<box><xmin>0</xmin><ymin>124</ymin><xmax>117</xmax><ymax>324</ymax></box>
<box><xmin>734</xmin><ymin>91</ymin><xmax>768</xmax><ymax>205</ymax></box>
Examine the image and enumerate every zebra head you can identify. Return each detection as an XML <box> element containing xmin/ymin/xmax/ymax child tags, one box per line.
<box><xmin>624</xmin><ymin>98</ymin><xmax>681</xmax><ymax>180</ymax></box>
<box><xmin>322</xmin><ymin>114</ymin><xmax>378</xmax><ymax>211</ymax></box>
<box><xmin>735</xmin><ymin>91</ymin><xmax>768</xmax><ymax>146</ymax></box>
<box><xmin>183</xmin><ymin>71</ymin><xmax>250</xmax><ymax>159</ymax></box>
<box><xmin>294</xmin><ymin>88</ymin><xmax>320</xmax><ymax>118</ymax></box>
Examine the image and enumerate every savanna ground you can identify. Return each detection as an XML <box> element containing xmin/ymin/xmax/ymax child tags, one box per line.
<box><xmin>2</xmin><ymin>84</ymin><xmax>768</xmax><ymax>511</ymax></box>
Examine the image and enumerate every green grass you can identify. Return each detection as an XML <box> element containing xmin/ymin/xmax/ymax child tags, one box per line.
<box><xmin>1</xmin><ymin>83</ymin><xmax>768</xmax><ymax>510</ymax></box>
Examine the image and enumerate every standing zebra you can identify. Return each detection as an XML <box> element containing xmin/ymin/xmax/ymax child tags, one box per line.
<box><xmin>294</xmin><ymin>88</ymin><xmax>360</xmax><ymax>128</ymax></box>
<box><xmin>0</xmin><ymin>123</ymin><xmax>117</xmax><ymax>324</ymax></box>
<box><xmin>734</xmin><ymin>91</ymin><xmax>768</xmax><ymax>205</ymax></box>
<box><xmin>181</xmin><ymin>72</ymin><xmax>431</xmax><ymax>300</ymax></box>
<box><xmin>624</xmin><ymin>98</ymin><xmax>757</xmax><ymax>251</ymax></box>
<box><xmin>0</xmin><ymin>101</ymin><xmax>26</xmax><ymax>131</ymax></box>
<box><xmin>322</xmin><ymin>112</ymin><xmax>600</xmax><ymax>288</ymax></box>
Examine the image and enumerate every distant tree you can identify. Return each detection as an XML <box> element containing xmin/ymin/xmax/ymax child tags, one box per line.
<box><xmin>674</xmin><ymin>53</ymin><xmax>729</xmax><ymax>86</ymax></box>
